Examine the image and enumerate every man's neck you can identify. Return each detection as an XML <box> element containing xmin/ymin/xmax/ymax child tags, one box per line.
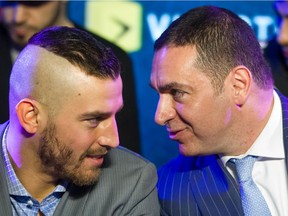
<box><xmin>8</xmin><ymin>152</ymin><xmax>59</xmax><ymax>202</ymax></box>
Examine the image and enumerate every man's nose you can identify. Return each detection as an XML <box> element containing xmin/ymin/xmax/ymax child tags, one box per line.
<box><xmin>97</xmin><ymin>118</ymin><xmax>119</xmax><ymax>149</ymax></box>
<box><xmin>12</xmin><ymin>5</ymin><xmax>28</xmax><ymax>24</ymax></box>
<box><xmin>154</xmin><ymin>95</ymin><xmax>175</xmax><ymax>126</ymax></box>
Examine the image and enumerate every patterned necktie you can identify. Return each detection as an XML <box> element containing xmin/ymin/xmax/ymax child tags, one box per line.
<box><xmin>230</xmin><ymin>156</ymin><xmax>272</xmax><ymax>216</ymax></box>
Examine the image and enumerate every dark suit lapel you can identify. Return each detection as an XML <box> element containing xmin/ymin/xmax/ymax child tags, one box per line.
<box><xmin>189</xmin><ymin>155</ymin><xmax>243</xmax><ymax>216</ymax></box>
<box><xmin>278</xmin><ymin>91</ymin><xmax>288</xmax><ymax>169</ymax></box>
<box><xmin>0</xmin><ymin>122</ymin><xmax>13</xmax><ymax>216</ymax></box>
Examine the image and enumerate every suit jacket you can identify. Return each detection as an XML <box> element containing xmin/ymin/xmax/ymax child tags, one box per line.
<box><xmin>157</xmin><ymin>92</ymin><xmax>288</xmax><ymax>216</ymax></box>
<box><xmin>0</xmin><ymin>122</ymin><xmax>160</xmax><ymax>216</ymax></box>
<box><xmin>0</xmin><ymin>23</ymin><xmax>141</xmax><ymax>154</ymax></box>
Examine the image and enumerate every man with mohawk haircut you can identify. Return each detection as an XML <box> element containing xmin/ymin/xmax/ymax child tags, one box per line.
<box><xmin>0</xmin><ymin>26</ymin><xmax>159</xmax><ymax>216</ymax></box>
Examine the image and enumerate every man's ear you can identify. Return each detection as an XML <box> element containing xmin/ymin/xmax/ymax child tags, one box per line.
<box><xmin>16</xmin><ymin>99</ymin><xmax>41</xmax><ymax>134</ymax></box>
<box><xmin>228</xmin><ymin>66</ymin><xmax>252</xmax><ymax>107</ymax></box>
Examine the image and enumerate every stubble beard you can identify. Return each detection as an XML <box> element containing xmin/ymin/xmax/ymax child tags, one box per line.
<box><xmin>38</xmin><ymin>122</ymin><xmax>101</xmax><ymax>186</ymax></box>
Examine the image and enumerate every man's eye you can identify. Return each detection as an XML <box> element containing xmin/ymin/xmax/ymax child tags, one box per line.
<box><xmin>170</xmin><ymin>89</ymin><xmax>185</xmax><ymax>99</ymax></box>
<box><xmin>87</xmin><ymin>119</ymin><xmax>100</xmax><ymax>127</ymax></box>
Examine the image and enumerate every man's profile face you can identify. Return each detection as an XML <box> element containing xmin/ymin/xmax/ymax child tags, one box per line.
<box><xmin>1</xmin><ymin>1</ymin><xmax>63</xmax><ymax>47</ymax></box>
<box><xmin>150</xmin><ymin>46</ymin><xmax>234</xmax><ymax>156</ymax></box>
<box><xmin>38</xmin><ymin>73</ymin><xmax>123</xmax><ymax>186</ymax></box>
<box><xmin>20</xmin><ymin>46</ymin><xmax>124</xmax><ymax>186</ymax></box>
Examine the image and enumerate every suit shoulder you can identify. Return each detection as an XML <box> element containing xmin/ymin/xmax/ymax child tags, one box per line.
<box><xmin>106</xmin><ymin>146</ymin><xmax>156</xmax><ymax>170</ymax></box>
<box><xmin>158</xmin><ymin>155</ymin><xmax>195</xmax><ymax>173</ymax></box>
<box><xmin>158</xmin><ymin>154</ymin><xmax>219</xmax><ymax>174</ymax></box>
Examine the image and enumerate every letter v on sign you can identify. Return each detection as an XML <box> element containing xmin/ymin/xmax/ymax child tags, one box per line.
<box><xmin>85</xmin><ymin>1</ymin><xmax>142</xmax><ymax>53</ymax></box>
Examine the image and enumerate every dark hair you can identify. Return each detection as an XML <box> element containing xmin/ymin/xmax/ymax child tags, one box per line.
<box><xmin>28</xmin><ymin>26</ymin><xmax>121</xmax><ymax>80</ymax></box>
<box><xmin>154</xmin><ymin>6</ymin><xmax>273</xmax><ymax>92</ymax></box>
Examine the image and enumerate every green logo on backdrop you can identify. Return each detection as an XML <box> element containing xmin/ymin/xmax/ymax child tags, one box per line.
<box><xmin>85</xmin><ymin>1</ymin><xmax>142</xmax><ymax>52</ymax></box>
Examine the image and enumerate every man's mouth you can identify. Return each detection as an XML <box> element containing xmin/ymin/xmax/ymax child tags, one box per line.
<box><xmin>85</xmin><ymin>154</ymin><xmax>106</xmax><ymax>167</ymax></box>
<box><xmin>168</xmin><ymin>128</ymin><xmax>186</xmax><ymax>140</ymax></box>
<box><xmin>12</xmin><ymin>26</ymin><xmax>29</xmax><ymax>37</ymax></box>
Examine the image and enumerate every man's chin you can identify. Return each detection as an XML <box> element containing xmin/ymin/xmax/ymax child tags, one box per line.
<box><xmin>11</xmin><ymin>37</ymin><xmax>28</xmax><ymax>49</ymax></box>
<box><xmin>10</xmin><ymin>31</ymin><xmax>32</xmax><ymax>48</ymax></box>
<box><xmin>70</xmin><ymin>168</ymin><xmax>102</xmax><ymax>187</ymax></box>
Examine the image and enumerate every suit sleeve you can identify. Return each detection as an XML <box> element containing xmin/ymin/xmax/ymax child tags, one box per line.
<box><xmin>122</xmin><ymin>162</ymin><xmax>160</xmax><ymax>215</ymax></box>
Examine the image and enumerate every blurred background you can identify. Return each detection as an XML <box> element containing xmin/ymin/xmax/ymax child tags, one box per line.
<box><xmin>1</xmin><ymin>1</ymin><xmax>279</xmax><ymax>168</ymax></box>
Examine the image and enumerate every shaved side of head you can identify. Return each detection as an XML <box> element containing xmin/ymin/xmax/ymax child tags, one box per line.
<box><xmin>9</xmin><ymin>45</ymin><xmax>84</xmax><ymax>118</ymax></box>
<box><xmin>9</xmin><ymin>26</ymin><xmax>121</xmax><ymax>120</ymax></box>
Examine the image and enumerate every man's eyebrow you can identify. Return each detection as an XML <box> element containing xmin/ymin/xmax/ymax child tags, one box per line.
<box><xmin>149</xmin><ymin>82</ymin><xmax>190</xmax><ymax>92</ymax></box>
<box><xmin>78</xmin><ymin>112</ymin><xmax>111</xmax><ymax>120</ymax></box>
<box><xmin>78</xmin><ymin>105</ymin><xmax>124</xmax><ymax>119</ymax></box>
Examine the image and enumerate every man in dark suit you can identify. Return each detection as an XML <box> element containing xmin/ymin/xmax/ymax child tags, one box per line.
<box><xmin>264</xmin><ymin>0</ymin><xmax>288</xmax><ymax>97</ymax></box>
<box><xmin>0</xmin><ymin>26</ymin><xmax>159</xmax><ymax>215</ymax></box>
<box><xmin>0</xmin><ymin>1</ymin><xmax>140</xmax><ymax>153</ymax></box>
<box><xmin>150</xmin><ymin>6</ymin><xmax>288</xmax><ymax>215</ymax></box>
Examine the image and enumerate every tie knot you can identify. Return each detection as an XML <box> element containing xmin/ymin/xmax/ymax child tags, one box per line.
<box><xmin>230</xmin><ymin>155</ymin><xmax>257</xmax><ymax>182</ymax></box>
